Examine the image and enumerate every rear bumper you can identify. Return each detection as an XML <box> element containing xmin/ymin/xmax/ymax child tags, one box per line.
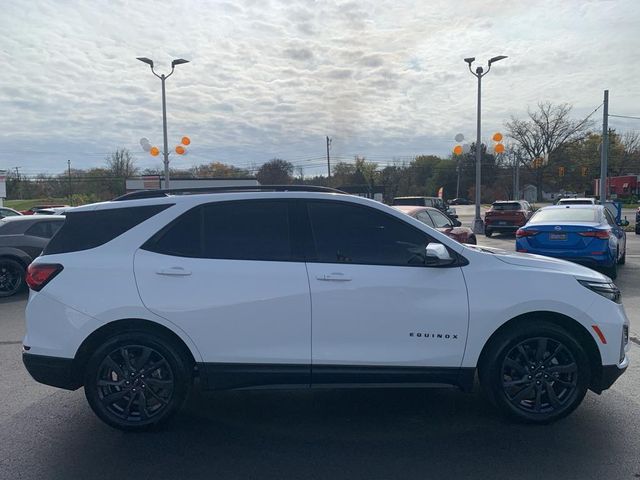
<box><xmin>22</xmin><ymin>352</ymin><xmax>81</xmax><ymax>390</ymax></box>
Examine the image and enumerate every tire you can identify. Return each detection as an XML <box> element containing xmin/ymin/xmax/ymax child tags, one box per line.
<box><xmin>485</xmin><ymin>229</ymin><xmax>493</xmax><ymax>238</ymax></box>
<box><xmin>84</xmin><ymin>331</ymin><xmax>192</xmax><ymax>431</ymax></box>
<box><xmin>468</xmin><ymin>235</ymin><xmax>477</xmax><ymax>245</ymax></box>
<box><xmin>604</xmin><ymin>259</ymin><xmax>618</xmax><ymax>280</ymax></box>
<box><xmin>0</xmin><ymin>258</ymin><xmax>26</xmax><ymax>297</ymax></box>
<box><xmin>479</xmin><ymin>321</ymin><xmax>590</xmax><ymax>424</ymax></box>
<box><xmin>618</xmin><ymin>248</ymin><xmax>626</xmax><ymax>265</ymax></box>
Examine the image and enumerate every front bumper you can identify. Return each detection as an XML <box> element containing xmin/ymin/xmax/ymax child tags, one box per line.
<box><xmin>592</xmin><ymin>355</ymin><xmax>628</xmax><ymax>393</ymax></box>
<box><xmin>23</xmin><ymin>352</ymin><xmax>81</xmax><ymax>390</ymax></box>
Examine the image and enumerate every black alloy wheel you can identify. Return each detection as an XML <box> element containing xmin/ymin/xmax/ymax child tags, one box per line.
<box><xmin>480</xmin><ymin>321</ymin><xmax>590</xmax><ymax>423</ymax></box>
<box><xmin>501</xmin><ymin>337</ymin><xmax>578</xmax><ymax>416</ymax></box>
<box><xmin>85</xmin><ymin>332</ymin><xmax>191</xmax><ymax>431</ymax></box>
<box><xmin>0</xmin><ymin>259</ymin><xmax>25</xmax><ymax>297</ymax></box>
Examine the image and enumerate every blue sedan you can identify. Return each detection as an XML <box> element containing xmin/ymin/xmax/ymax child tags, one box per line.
<box><xmin>515</xmin><ymin>205</ymin><xmax>627</xmax><ymax>279</ymax></box>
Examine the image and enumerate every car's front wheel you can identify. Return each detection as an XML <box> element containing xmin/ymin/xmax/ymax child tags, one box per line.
<box><xmin>84</xmin><ymin>331</ymin><xmax>192</xmax><ymax>431</ymax></box>
<box><xmin>480</xmin><ymin>321</ymin><xmax>590</xmax><ymax>424</ymax></box>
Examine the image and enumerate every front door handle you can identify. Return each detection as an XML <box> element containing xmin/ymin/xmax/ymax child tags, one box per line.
<box><xmin>156</xmin><ymin>267</ymin><xmax>192</xmax><ymax>276</ymax></box>
<box><xmin>316</xmin><ymin>273</ymin><xmax>352</xmax><ymax>282</ymax></box>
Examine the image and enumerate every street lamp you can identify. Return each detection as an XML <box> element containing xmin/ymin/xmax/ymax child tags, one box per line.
<box><xmin>464</xmin><ymin>55</ymin><xmax>507</xmax><ymax>234</ymax></box>
<box><xmin>137</xmin><ymin>57</ymin><xmax>190</xmax><ymax>189</ymax></box>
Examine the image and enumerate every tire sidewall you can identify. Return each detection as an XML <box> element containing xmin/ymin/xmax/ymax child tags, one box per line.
<box><xmin>0</xmin><ymin>258</ymin><xmax>25</xmax><ymax>297</ymax></box>
<box><xmin>482</xmin><ymin>322</ymin><xmax>590</xmax><ymax>424</ymax></box>
<box><xmin>84</xmin><ymin>331</ymin><xmax>191</xmax><ymax>431</ymax></box>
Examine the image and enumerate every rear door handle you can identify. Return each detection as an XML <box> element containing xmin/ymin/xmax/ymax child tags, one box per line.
<box><xmin>156</xmin><ymin>267</ymin><xmax>192</xmax><ymax>276</ymax></box>
<box><xmin>316</xmin><ymin>273</ymin><xmax>352</xmax><ymax>282</ymax></box>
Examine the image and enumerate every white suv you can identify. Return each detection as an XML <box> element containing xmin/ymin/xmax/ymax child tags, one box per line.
<box><xmin>23</xmin><ymin>187</ymin><xmax>629</xmax><ymax>430</ymax></box>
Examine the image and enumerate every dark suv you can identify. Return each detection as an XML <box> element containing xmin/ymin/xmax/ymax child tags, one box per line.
<box><xmin>0</xmin><ymin>216</ymin><xmax>65</xmax><ymax>296</ymax></box>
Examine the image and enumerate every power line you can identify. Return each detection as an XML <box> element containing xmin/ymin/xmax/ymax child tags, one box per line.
<box><xmin>609</xmin><ymin>113</ymin><xmax>640</xmax><ymax>121</ymax></box>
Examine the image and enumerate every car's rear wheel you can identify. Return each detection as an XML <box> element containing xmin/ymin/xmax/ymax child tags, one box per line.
<box><xmin>485</xmin><ymin>229</ymin><xmax>493</xmax><ymax>238</ymax></box>
<box><xmin>480</xmin><ymin>321</ymin><xmax>590</xmax><ymax>424</ymax></box>
<box><xmin>84</xmin><ymin>332</ymin><xmax>192</xmax><ymax>431</ymax></box>
<box><xmin>0</xmin><ymin>258</ymin><xmax>25</xmax><ymax>297</ymax></box>
<box><xmin>618</xmin><ymin>248</ymin><xmax>626</xmax><ymax>265</ymax></box>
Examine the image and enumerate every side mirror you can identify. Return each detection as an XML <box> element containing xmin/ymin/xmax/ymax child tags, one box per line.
<box><xmin>453</xmin><ymin>219</ymin><xmax>462</xmax><ymax>227</ymax></box>
<box><xmin>619</xmin><ymin>218</ymin><xmax>629</xmax><ymax>227</ymax></box>
<box><xmin>424</xmin><ymin>243</ymin><xmax>455</xmax><ymax>267</ymax></box>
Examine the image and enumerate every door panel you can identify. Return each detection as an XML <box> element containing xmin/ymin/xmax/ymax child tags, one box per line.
<box><xmin>307</xmin><ymin>262</ymin><xmax>468</xmax><ymax>367</ymax></box>
<box><xmin>304</xmin><ymin>200</ymin><xmax>469</xmax><ymax>371</ymax></box>
<box><xmin>134</xmin><ymin>250</ymin><xmax>311</xmax><ymax>365</ymax></box>
<box><xmin>133</xmin><ymin>199</ymin><xmax>312</xmax><ymax>371</ymax></box>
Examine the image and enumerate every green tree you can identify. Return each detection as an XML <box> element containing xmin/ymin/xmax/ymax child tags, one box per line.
<box><xmin>256</xmin><ymin>158</ymin><xmax>294</xmax><ymax>184</ymax></box>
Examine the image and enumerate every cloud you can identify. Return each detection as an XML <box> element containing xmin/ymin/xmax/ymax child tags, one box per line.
<box><xmin>0</xmin><ymin>0</ymin><xmax>638</xmax><ymax>175</ymax></box>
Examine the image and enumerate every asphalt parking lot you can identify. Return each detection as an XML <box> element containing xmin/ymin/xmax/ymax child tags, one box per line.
<box><xmin>0</xmin><ymin>207</ymin><xmax>638</xmax><ymax>480</ymax></box>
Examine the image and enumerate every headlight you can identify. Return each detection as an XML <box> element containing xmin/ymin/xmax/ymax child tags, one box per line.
<box><xmin>578</xmin><ymin>280</ymin><xmax>621</xmax><ymax>304</ymax></box>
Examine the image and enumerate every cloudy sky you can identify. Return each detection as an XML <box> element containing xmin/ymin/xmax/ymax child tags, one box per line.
<box><xmin>0</xmin><ymin>0</ymin><xmax>639</xmax><ymax>177</ymax></box>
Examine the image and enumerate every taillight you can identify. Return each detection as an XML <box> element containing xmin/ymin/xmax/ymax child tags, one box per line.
<box><xmin>26</xmin><ymin>264</ymin><xmax>63</xmax><ymax>292</ymax></box>
<box><xmin>579</xmin><ymin>230</ymin><xmax>610</xmax><ymax>239</ymax></box>
<box><xmin>516</xmin><ymin>229</ymin><xmax>538</xmax><ymax>238</ymax></box>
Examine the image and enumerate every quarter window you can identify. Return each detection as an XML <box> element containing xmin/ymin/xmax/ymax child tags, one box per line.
<box><xmin>307</xmin><ymin>201</ymin><xmax>430</xmax><ymax>266</ymax></box>
<box><xmin>415</xmin><ymin>211</ymin><xmax>435</xmax><ymax>227</ymax></box>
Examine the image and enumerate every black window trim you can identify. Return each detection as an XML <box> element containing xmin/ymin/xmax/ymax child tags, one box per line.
<box><xmin>301</xmin><ymin>199</ymin><xmax>467</xmax><ymax>268</ymax></box>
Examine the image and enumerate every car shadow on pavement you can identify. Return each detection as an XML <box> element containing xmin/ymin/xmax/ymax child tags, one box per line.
<box><xmin>1</xmin><ymin>386</ymin><xmax>635</xmax><ymax>480</ymax></box>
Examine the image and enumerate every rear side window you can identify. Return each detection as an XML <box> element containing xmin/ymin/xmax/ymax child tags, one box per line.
<box><xmin>43</xmin><ymin>204</ymin><xmax>171</xmax><ymax>255</ymax></box>
<box><xmin>307</xmin><ymin>201</ymin><xmax>429</xmax><ymax>266</ymax></box>
<box><xmin>144</xmin><ymin>200</ymin><xmax>293</xmax><ymax>262</ymax></box>
<box><xmin>26</xmin><ymin>221</ymin><xmax>63</xmax><ymax>239</ymax></box>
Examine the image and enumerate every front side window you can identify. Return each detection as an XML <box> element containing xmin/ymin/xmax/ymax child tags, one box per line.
<box><xmin>145</xmin><ymin>200</ymin><xmax>292</xmax><ymax>262</ymax></box>
<box><xmin>307</xmin><ymin>201</ymin><xmax>429</xmax><ymax>266</ymax></box>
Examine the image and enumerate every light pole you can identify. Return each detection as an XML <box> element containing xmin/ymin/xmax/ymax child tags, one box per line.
<box><xmin>464</xmin><ymin>55</ymin><xmax>507</xmax><ymax>234</ymax></box>
<box><xmin>137</xmin><ymin>57</ymin><xmax>189</xmax><ymax>189</ymax></box>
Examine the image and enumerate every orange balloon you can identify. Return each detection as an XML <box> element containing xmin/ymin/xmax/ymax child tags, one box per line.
<box><xmin>493</xmin><ymin>132</ymin><xmax>503</xmax><ymax>142</ymax></box>
<box><xmin>175</xmin><ymin>145</ymin><xmax>186</xmax><ymax>155</ymax></box>
<box><xmin>181</xmin><ymin>136</ymin><xmax>191</xmax><ymax>146</ymax></box>
<box><xmin>494</xmin><ymin>143</ymin><xmax>505</xmax><ymax>154</ymax></box>
<box><xmin>150</xmin><ymin>146</ymin><xmax>160</xmax><ymax>156</ymax></box>
<box><xmin>453</xmin><ymin>145</ymin><xmax>463</xmax><ymax>155</ymax></box>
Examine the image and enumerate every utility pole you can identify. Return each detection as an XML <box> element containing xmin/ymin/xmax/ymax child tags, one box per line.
<box><xmin>67</xmin><ymin>160</ymin><xmax>72</xmax><ymax>204</ymax></box>
<box><xmin>326</xmin><ymin>136</ymin><xmax>332</xmax><ymax>178</ymax></box>
<box><xmin>455</xmin><ymin>157</ymin><xmax>462</xmax><ymax>198</ymax></box>
<box><xmin>14</xmin><ymin>167</ymin><xmax>21</xmax><ymax>200</ymax></box>
<box><xmin>513</xmin><ymin>154</ymin><xmax>520</xmax><ymax>200</ymax></box>
<box><xmin>599</xmin><ymin>89</ymin><xmax>609</xmax><ymax>203</ymax></box>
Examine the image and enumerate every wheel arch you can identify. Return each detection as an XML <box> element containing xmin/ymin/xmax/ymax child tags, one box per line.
<box><xmin>476</xmin><ymin>311</ymin><xmax>604</xmax><ymax>393</ymax></box>
<box><xmin>72</xmin><ymin>318</ymin><xmax>198</xmax><ymax>387</ymax></box>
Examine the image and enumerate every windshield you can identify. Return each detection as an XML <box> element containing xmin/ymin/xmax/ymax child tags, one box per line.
<box><xmin>529</xmin><ymin>208</ymin><xmax>598</xmax><ymax>223</ymax></box>
<box><xmin>558</xmin><ymin>199</ymin><xmax>593</xmax><ymax>205</ymax></box>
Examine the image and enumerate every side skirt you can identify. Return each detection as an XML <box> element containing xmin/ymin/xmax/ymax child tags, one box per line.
<box><xmin>199</xmin><ymin>363</ymin><xmax>475</xmax><ymax>392</ymax></box>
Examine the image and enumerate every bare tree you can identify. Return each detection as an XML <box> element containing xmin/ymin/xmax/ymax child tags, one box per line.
<box><xmin>506</xmin><ymin>102</ymin><xmax>592</xmax><ymax>200</ymax></box>
<box><xmin>106</xmin><ymin>148</ymin><xmax>139</xmax><ymax>179</ymax></box>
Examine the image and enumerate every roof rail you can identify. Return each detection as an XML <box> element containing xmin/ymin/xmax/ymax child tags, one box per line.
<box><xmin>112</xmin><ymin>185</ymin><xmax>347</xmax><ymax>201</ymax></box>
